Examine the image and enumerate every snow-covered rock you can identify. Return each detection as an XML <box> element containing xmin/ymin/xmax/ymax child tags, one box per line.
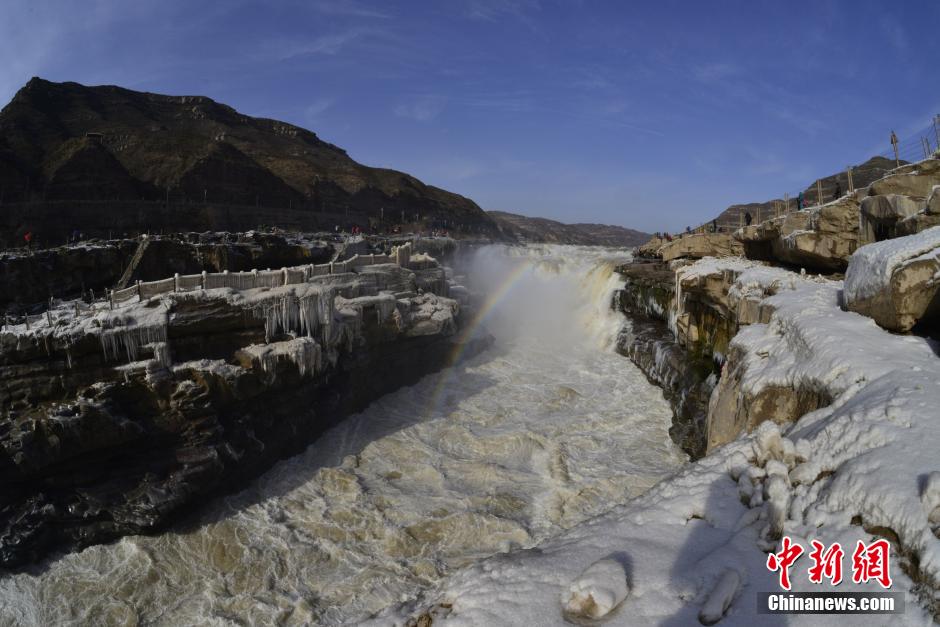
<box><xmin>697</xmin><ymin>569</ymin><xmax>741</xmax><ymax>625</ymax></box>
<box><xmin>843</xmin><ymin>226</ymin><xmax>940</xmax><ymax>331</ymax></box>
<box><xmin>560</xmin><ymin>558</ymin><xmax>630</xmax><ymax>621</ymax></box>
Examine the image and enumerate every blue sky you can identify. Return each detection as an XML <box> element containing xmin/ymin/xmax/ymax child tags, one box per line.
<box><xmin>2</xmin><ymin>0</ymin><xmax>939</xmax><ymax>232</ymax></box>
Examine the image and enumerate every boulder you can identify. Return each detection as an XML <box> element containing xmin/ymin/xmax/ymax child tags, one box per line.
<box><xmin>843</xmin><ymin>226</ymin><xmax>940</xmax><ymax>332</ymax></box>
<box><xmin>659</xmin><ymin>233</ymin><xmax>743</xmax><ymax>262</ymax></box>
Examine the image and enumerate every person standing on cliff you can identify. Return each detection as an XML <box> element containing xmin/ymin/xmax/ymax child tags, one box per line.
<box><xmin>798</xmin><ymin>192</ymin><xmax>804</xmax><ymax>211</ymax></box>
<box><xmin>833</xmin><ymin>181</ymin><xmax>842</xmax><ymax>200</ymax></box>
<box><xmin>744</xmin><ymin>211</ymin><xmax>753</xmax><ymax>226</ymax></box>
<box><xmin>24</xmin><ymin>231</ymin><xmax>32</xmax><ymax>252</ymax></box>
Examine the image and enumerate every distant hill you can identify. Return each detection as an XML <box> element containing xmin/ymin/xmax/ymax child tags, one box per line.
<box><xmin>0</xmin><ymin>78</ymin><xmax>499</xmax><ymax>244</ymax></box>
<box><xmin>489</xmin><ymin>211</ymin><xmax>650</xmax><ymax>247</ymax></box>
<box><xmin>709</xmin><ymin>156</ymin><xmax>904</xmax><ymax>230</ymax></box>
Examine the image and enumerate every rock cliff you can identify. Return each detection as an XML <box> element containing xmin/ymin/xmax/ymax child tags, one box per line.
<box><xmin>0</xmin><ymin>254</ymin><xmax>487</xmax><ymax>567</ymax></box>
<box><xmin>0</xmin><ymin>231</ymin><xmax>334</xmax><ymax>311</ymax></box>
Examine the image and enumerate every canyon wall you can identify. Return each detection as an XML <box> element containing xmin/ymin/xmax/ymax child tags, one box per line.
<box><xmin>0</xmin><ymin>254</ymin><xmax>487</xmax><ymax>568</ymax></box>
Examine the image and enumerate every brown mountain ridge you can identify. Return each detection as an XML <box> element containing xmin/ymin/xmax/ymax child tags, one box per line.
<box><xmin>489</xmin><ymin>211</ymin><xmax>650</xmax><ymax>247</ymax></box>
<box><xmin>0</xmin><ymin>78</ymin><xmax>499</xmax><ymax>243</ymax></box>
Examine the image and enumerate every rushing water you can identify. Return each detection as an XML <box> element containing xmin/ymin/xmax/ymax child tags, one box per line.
<box><xmin>0</xmin><ymin>245</ymin><xmax>686</xmax><ymax>626</ymax></box>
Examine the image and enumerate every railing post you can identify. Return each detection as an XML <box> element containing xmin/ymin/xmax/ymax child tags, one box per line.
<box><xmin>201</xmin><ymin>270</ymin><xmax>208</xmax><ymax>289</ymax></box>
<box><xmin>174</xmin><ymin>273</ymin><xmax>180</xmax><ymax>292</ymax></box>
<box><xmin>109</xmin><ymin>290</ymin><xmax>114</xmax><ymax>310</ymax></box>
<box><xmin>816</xmin><ymin>180</ymin><xmax>824</xmax><ymax>206</ymax></box>
<box><xmin>137</xmin><ymin>279</ymin><xmax>143</xmax><ymax>300</ymax></box>
<box><xmin>282</xmin><ymin>267</ymin><xmax>289</xmax><ymax>286</ymax></box>
<box><xmin>846</xmin><ymin>167</ymin><xmax>854</xmax><ymax>194</ymax></box>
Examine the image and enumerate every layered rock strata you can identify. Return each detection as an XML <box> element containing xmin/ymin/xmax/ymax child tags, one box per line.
<box><xmin>614</xmin><ymin>260</ymin><xmax>716</xmax><ymax>459</ymax></box>
<box><xmin>0</xmin><ymin>258</ymin><xmax>486</xmax><ymax>567</ymax></box>
<box><xmin>0</xmin><ymin>231</ymin><xmax>334</xmax><ymax>311</ymax></box>
<box><xmin>658</xmin><ymin>233</ymin><xmax>743</xmax><ymax>262</ymax></box>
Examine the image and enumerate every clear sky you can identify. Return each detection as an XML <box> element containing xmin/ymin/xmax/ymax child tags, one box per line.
<box><xmin>2</xmin><ymin>1</ymin><xmax>939</xmax><ymax>232</ymax></box>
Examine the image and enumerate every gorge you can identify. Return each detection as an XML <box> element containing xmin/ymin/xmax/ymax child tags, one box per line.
<box><xmin>2</xmin><ymin>74</ymin><xmax>940</xmax><ymax>626</ymax></box>
<box><xmin>0</xmin><ymin>244</ymin><xmax>688</xmax><ymax>625</ymax></box>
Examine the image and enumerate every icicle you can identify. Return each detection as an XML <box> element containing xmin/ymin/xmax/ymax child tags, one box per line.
<box><xmin>98</xmin><ymin>313</ymin><xmax>169</xmax><ymax>363</ymax></box>
<box><xmin>151</xmin><ymin>341</ymin><xmax>172</xmax><ymax>368</ymax></box>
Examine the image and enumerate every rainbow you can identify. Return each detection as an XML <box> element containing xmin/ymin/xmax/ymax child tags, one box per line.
<box><xmin>422</xmin><ymin>255</ymin><xmax>536</xmax><ymax>419</ymax></box>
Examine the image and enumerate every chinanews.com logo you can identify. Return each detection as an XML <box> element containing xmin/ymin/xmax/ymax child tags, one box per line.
<box><xmin>758</xmin><ymin>536</ymin><xmax>905</xmax><ymax>615</ymax></box>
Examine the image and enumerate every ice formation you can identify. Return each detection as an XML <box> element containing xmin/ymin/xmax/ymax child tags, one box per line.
<box><xmin>240</xmin><ymin>336</ymin><xmax>323</xmax><ymax>379</ymax></box>
<box><xmin>248</xmin><ymin>285</ymin><xmax>335</xmax><ymax>342</ymax></box>
<box><xmin>96</xmin><ymin>308</ymin><xmax>169</xmax><ymax>363</ymax></box>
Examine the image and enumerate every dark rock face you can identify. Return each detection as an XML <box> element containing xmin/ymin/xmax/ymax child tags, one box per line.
<box><xmin>0</xmin><ymin>78</ymin><xmax>500</xmax><ymax>244</ymax></box>
<box><xmin>0</xmin><ymin>264</ymin><xmax>488</xmax><ymax>568</ymax></box>
<box><xmin>0</xmin><ymin>232</ymin><xmax>334</xmax><ymax>311</ymax></box>
<box><xmin>613</xmin><ymin>261</ymin><xmax>716</xmax><ymax>459</ymax></box>
<box><xmin>488</xmin><ymin>211</ymin><xmax>650</xmax><ymax>247</ymax></box>
<box><xmin>616</xmin><ymin>319</ymin><xmax>713</xmax><ymax>460</ymax></box>
<box><xmin>0</xmin><ymin>242</ymin><xmax>137</xmax><ymax>312</ymax></box>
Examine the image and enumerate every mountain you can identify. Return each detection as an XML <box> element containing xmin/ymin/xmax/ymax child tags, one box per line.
<box><xmin>0</xmin><ymin>78</ymin><xmax>499</xmax><ymax>244</ymax></box>
<box><xmin>709</xmin><ymin>156</ymin><xmax>904</xmax><ymax>230</ymax></box>
<box><xmin>488</xmin><ymin>211</ymin><xmax>651</xmax><ymax>247</ymax></box>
